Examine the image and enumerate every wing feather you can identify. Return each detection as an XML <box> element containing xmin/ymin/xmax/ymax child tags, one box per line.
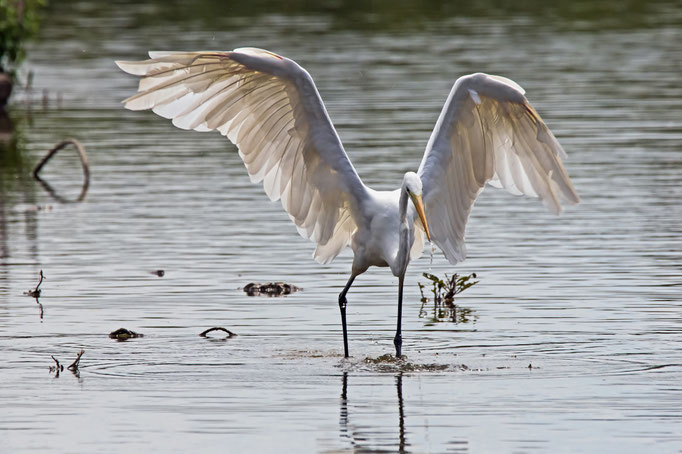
<box><xmin>117</xmin><ymin>48</ymin><xmax>368</xmax><ymax>263</ymax></box>
<box><xmin>418</xmin><ymin>73</ymin><xmax>579</xmax><ymax>265</ymax></box>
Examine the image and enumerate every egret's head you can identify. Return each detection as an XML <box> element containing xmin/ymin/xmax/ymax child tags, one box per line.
<box><xmin>403</xmin><ymin>171</ymin><xmax>423</xmax><ymax>196</ymax></box>
<box><xmin>403</xmin><ymin>172</ymin><xmax>431</xmax><ymax>241</ymax></box>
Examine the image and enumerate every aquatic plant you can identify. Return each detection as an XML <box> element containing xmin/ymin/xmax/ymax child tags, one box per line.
<box><xmin>0</xmin><ymin>0</ymin><xmax>46</xmax><ymax>108</ymax></box>
<box><xmin>418</xmin><ymin>272</ymin><xmax>478</xmax><ymax>324</ymax></box>
<box><xmin>419</xmin><ymin>272</ymin><xmax>478</xmax><ymax>305</ymax></box>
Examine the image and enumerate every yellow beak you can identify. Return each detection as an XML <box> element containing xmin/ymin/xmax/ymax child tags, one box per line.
<box><xmin>410</xmin><ymin>193</ymin><xmax>431</xmax><ymax>242</ymax></box>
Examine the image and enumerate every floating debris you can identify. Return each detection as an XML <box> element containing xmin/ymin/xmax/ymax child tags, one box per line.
<box><xmin>199</xmin><ymin>327</ymin><xmax>236</xmax><ymax>338</ymax></box>
<box><xmin>242</xmin><ymin>281</ymin><xmax>302</xmax><ymax>296</ymax></box>
<box><xmin>362</xmin><ymin>354</ymin><xmax>450</xmax><ymax>373</ymax></box>
<box><xmin>364</xmin><ymin>354</ymin><xmax>405</xmax><ymax>364</ymax></box>
<box><xmin>109</xmin><ymin>328</ymin><xmax>143</xmax><ymax>341</ymax></box>
<box><xmin>23</xmin><ymin>270</ymin><xmax>45</xmax><ymax>298</ymax></box>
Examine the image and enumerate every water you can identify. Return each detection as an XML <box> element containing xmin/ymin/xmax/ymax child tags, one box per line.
<box><xmin>1</xmin><ymin>1</ymin><xmax>681</xmax><ymax>452</ymax></box>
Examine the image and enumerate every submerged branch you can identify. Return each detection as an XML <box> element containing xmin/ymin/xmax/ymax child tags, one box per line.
<box><xmin>49</xmin><ymin>355</ymin><xmax>63</xmax><ymax>376</ymax></box>
<box><xmin>199</xmin><ymin>327</ymin><xmax>236</xmax><ymax>338</ymax></box>
<box><xmin>33</xmin><ymin>138</ymin><xmax>90</xmax><ymax>202</ymax></box>
<box><xmin>67</xmin><ymin>349</ymin><xmax>85</xmax><ymax>371</ymax></box>
<box><xmin>24</xmin><ymin>270</ymin><xmax>44</xmax><ymax>297</ymax></box>
<box><xmin>24</xmin><ymin>271</ymin><xmax>45</xmax><ymax>319</ymax></box>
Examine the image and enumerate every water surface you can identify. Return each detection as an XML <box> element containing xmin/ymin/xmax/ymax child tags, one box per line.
<box><xmin>1</xmin><ymin>1</ymin><xmax>681</xmax><ymax>452</ymax></box>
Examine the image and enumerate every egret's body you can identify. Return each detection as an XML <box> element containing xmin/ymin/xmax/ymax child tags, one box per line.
<box><xmin>117</xmin><ymin>48</ymin><xmax>579</xmax><ymax>358</ymax></box>
<box><xmin>349</xmin><ymin>186</ymin><xmax>420</xmax><ymax>276</ymax></box>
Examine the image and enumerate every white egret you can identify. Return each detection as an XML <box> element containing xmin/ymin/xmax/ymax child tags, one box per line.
<box><xmin>117</xmin><ymin>48</ymin><xmax>579</xmax><ymax>358</ymax></box>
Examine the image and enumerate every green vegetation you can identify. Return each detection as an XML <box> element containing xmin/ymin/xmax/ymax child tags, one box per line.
<box><xmin>0</xmin><ymin>0</ymin><xmax>46</xmax><ymax>76</ymax></box>
<box><xmin>419</xmin><ymin>272</ymin><xmax>478</xmax><ymax>305</ymax></box>
<box><xmin>418</xmin><ymin>272</ymin><xmax>478</xmax><ymax>324</ymax></box>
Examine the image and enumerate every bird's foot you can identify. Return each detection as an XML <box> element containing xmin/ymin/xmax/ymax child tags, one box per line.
<box><xmin>393</xmin><ymin>333</ymin><xmax>402</xmax><ymax>358</ymax></box>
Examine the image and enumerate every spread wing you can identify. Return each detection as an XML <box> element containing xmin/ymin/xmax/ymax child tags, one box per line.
<box><xmin>418</xmin><ymin>73</ymin><xmax>580</xmax><ymax>264</ymax></box>
<box><xmin>117</xmin><ymin>48</ymin><xmax>368</xmax><ymax>264</ymax></box>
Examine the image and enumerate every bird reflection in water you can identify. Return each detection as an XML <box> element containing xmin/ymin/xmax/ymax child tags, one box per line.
<box><xmin>339</xmin><ymin>372</ymin><xmax>407</xmax><ymax>453</ymax></box>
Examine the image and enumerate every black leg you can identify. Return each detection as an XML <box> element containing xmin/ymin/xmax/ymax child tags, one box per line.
<box><xmin>339</xmin><ymin>275</ymin><xmax>356</xmax><ymax>358</ymax></box>
<box><xmin>394</xmin><ymin>275</ymin><xmax>405</xmax><ymax>358</ymax></box>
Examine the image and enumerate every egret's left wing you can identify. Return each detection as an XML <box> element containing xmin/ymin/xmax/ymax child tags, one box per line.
<box><xmin>418</xmin><ymin>73</ymin><xmax>579</xmax><ymax>264</ymax></box>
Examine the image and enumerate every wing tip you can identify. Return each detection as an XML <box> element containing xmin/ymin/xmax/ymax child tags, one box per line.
<box><xmin>435</xmin><ymin>238</ymin><xmax>466</xmax><ymax>266</ymax></box>
<box><xmin>233</xmin><ymin>47</ymin><xmax>284</xmax><ymax>60</ymax></box>
<box><xmin>547</xmin><ymin>190</ymin><xmax>581</xmax><ymax>216</ymax></box>
<box><xmin>486</xmin><ymin>74</ymin><xmax>526</xmax><ymax>95</ymax></box>
<box><xmin>115</xmin><ymin>59</ymin><xmax>137</xmax><ymax>75</ymax></box>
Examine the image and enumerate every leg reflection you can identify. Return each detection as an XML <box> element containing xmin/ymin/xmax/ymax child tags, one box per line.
<box><xmin>339</xmin><ymin>372</ymin><xmax>351</xmax><ymax>446</ymax></box>
<box><xmin>338</xmin><ymin>372</ymin><xmax>408</xmax><ymax>453</ymax></box>
<box><xmin>396</xmin><ymin>373</ymin><xmax>406</xmax><ymax>453</ymax></box>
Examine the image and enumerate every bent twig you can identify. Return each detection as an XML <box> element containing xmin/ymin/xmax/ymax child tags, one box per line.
<box><xmin>199</xmin><ymin>327</ymin><xmax>236</xmax><ymax>338</ymax></box>
<box><xmin>49</xmin><ymin>355</ymin><xmax>64</xmax><ymax>376</ymax></box>
<box><xmin>33</xmin><ymin>138</ymin><xmax>90</xmax><ymax>202</ymax></box>
<box><xmin>67</xmin><ymin>350</ymin><xmax>85</xmax><ymax>371</ymax></box>
<box><xmin>24</xmin><ymin>270</ymin><xmax>44</xmax><ymax>297</ymax></box>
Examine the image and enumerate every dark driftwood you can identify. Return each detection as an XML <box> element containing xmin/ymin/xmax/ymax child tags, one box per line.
<box><xmin>242</xmin><ymin>282</ymin><xmax>302</xmax><ymax>296</ymax></box>
<box><xmin>199</xmin><ymin>327</ymin><xmax>236</xmax><ymax>338</ymax></box>
<box><xmin>109</xmin><ymin>328</ymin><xmax>143</xmax><ymax>340</ymax></box>
<box><xmin>33</xmin><ymin>139</ymin><xmax>90</xmax><ymax>202</ymax></box>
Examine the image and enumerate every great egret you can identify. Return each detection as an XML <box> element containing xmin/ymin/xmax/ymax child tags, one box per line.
<box><xmin>117</xmin><ymin>48</ymin><xmax>579</xmax><ymax>358</ymax></box>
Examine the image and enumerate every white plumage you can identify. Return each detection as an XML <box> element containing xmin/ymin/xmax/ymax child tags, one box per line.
<box><xmin>419</xmin><ymin>73</ymin><xmax>580</xmax><ymax>263</ymax></box>
<box><xmin>117</xmin><ymin>48</ymin><xmax>579</xmax><ymax>357</ymax></box>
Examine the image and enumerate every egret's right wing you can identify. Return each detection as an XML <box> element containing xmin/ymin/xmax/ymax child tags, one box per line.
<box><xmin>418</xmin><ymin>73</ymin><xmax>579</xmax><ymax>264</ymax></box>
<box><xmin>117</xmin><ymin>48</ymin><xmax>368</xmax><ymax>263</ymax></box>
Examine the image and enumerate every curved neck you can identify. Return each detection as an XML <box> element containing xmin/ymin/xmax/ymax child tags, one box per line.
<box><xmin>396</xmin><ymin>184</ymin><xmax>412</xmax><ymax>276</ymax></box>
<box><xmin>399</xmin><ymin>182</ymin><xmax>410</xmax><ymax>223</ymax></box>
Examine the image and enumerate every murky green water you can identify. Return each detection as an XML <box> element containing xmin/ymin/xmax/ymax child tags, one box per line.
<box><xmin>1</xmin><ymin>1</ymin><xmax>681</xmax><ymax>452</ymax></box>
